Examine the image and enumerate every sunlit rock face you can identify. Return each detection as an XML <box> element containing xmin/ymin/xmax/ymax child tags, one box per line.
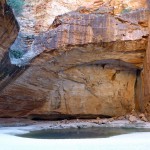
<box><xmin>18</xmin><ymin>0</ymin><xmax>148</xmax><ymax>33</ymax></box>
<box><xmin>9</xmin><ymin>0</ymin><xmax>149</xmax><ymax>66</ymax></box>
<box><xmin>0</xmin><ymin>0</ymin><xmax>149</xmax><ymax>119</ymax></box>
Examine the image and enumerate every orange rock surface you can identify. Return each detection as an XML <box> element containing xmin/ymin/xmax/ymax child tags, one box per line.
<box><xmin>0</xmin><ymin>0</ymin><xmax>149</xmax><ymax>120</ymax></box>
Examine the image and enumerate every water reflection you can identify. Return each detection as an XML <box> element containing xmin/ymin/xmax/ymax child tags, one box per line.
<box><xmin>18</xmin><ymin>127</ymin><xmax>150</xmax><ymax>139</ymax></box>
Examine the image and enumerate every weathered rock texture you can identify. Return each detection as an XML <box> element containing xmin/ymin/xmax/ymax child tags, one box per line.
<box><xmin>0</xmin><ymin>0</ymin><xmax>149</xmax><ymax>119</ymax></box>
<box><xmin>0</xmin><ymin>0</ymin><xmax>19</xmax><ymax>59</ymax></box>
<box><xmin>143</xmin><ymin>0</ymin><xmax>150</xmax><ymax>120</ymax></box>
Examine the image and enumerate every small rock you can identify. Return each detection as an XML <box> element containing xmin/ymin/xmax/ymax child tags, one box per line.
<box><xmin>139</xmin><ymin>114</ymin><xmax>148</xmax><ymax>122</ymax></box>
<box><xmin>76</xmin><ymin>119</ymin><xmax>79</xmax><ymax>122</ymax></box>
<box><xmin>118</xmin><ymin>116</ymin><xmax>125</xmax><ymax>120</ymax></box>
<box><xmin>128</xmin><ymin>115</ymin><xmax>137</xmax><ymax>122</ymax></box>
<box><xmin>101</xmin><ymin>119</ymin><xmax>108</xmax><ymax>124</ymax></box>
<box><xmin>139</xmin><ymin>113</ymin><xmax>145</xmax><ymax>118</ymax></box>
<box><xmin>141</xmin><ymin>116</ymin><xmax>148</xmax><ymax>122</ymax></box>
<box><xmin>93</xmin><ymin>120</ymin><xmax>100</xmax><ymax>124</ymax></box>
<box><xmin>63</xmin><ymin>119</ymin><xmax>68</xmax><ymax>124</ymax></box>
<box><xmin>125</xmin><ymin>115</ymin><xmax>130</xmax><ymax>119</ymax></box>
<box><xmin>96</xmin><ymin>117</ymin><xmax>100</xmax><ymax>120</ymax></box>
<box><xmin>108</xmin><ymin>118</ymin><xmax>114</xmax><ymax>122</ymax></box>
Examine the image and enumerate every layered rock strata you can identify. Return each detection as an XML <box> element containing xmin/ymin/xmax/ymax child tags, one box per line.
<box><xmin>0</xmin><ymin>0</ymin><xmax>149</xmax><ymax>119</ymax></box>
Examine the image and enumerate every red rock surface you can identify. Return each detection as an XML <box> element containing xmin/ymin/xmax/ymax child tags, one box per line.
<box><xmin>0</xmin><ymin>0</ymin><xmax>150</xmax><ymax>120</ymax></box>
<box><xmin>0</xmin><ymin>0</ymin><xmax>19</xmax><ymax>59</ymax></box>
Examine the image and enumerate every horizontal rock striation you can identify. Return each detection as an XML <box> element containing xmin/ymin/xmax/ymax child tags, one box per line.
<box><xmin>0</xmin><ymin>5</ymin><xmax>149</xmax><ymax>119</ymax></box>
<box><xmin>32</xmin><ymin>8</ymin><xmax>148</xmax><ymax>69</ymax></box>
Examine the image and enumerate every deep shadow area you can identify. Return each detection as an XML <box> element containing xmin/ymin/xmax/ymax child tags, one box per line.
<box><xmin>0</xmin><ymin>52</ymin><xmax>28</xmax><ymax>92</ymax></box>
<box><xmin>29</xmin><ymin>114</ymin><xmax>111</xmax><ymax>121</ymax></box>
<box><xmin>18</xmin><ymin>127</ymin><xmax>150</xmax><ymax>139</ymax></box>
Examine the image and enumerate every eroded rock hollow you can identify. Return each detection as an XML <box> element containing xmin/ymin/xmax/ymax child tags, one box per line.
<box><xmin>0</xmin><ymin>0</ymin><xmax>150</xmax><ymax>120</ymax></box>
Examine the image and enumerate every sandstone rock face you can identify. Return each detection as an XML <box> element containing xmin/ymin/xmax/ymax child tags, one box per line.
<box><xmin>0</xmin><ymin>0</ymin><xmax>149</xmax><ymax>119</ymax></box>
<box><xmin>16</xmin><ymin>0</ymin><xmax>148</xmax><ymax>34</ymax></box>
<box><xmin>143</xmin><ymin>0</ymin><xmax>150</xmax><ymax>120</ymax></box>
<box><xmin>0</xmin><ymin>0</ymin><xmax>19</xmax><ymax>59</ymax></box>
<box><xmin>0</xmin><ymin>64</ymin><xmax>137</xmax><ymax>118</ymax></box>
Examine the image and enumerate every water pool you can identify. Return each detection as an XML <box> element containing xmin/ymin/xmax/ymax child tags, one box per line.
<box><xmin>18</xmin><ymin>127</ymin><xmax>150</xmax><ymax>139</ymax></box>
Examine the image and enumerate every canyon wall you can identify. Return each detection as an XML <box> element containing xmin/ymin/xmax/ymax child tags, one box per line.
<box><xmin>0</xmin><ymin>0</ymin><xmax>19</xmax><ymax>59</ymax></box>
<box><xmin>0</xmin><ymin>0</ymin><xmax>149</xmax><ymax>119</ymax></box>
<box><xmin>143</xmin><ymin>0</ymin><xmax>150</xmax><ymax>120</ymax></box>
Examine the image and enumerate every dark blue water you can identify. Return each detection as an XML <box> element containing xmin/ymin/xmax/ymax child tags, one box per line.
<box><xmin>18</xmin><ymin>127</ymin><xmax>150</xmax><ymax>139</ymax></box>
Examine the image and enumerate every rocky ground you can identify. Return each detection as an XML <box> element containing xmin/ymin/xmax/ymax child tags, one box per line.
<box><xmin>0</xmin><ymin>113</ymin><xmax>149</xmax><ymax>130</ymax></box>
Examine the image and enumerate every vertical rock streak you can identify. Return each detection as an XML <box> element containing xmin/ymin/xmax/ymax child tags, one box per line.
<box><xmin>143</xmin><ymin>0</ymin><xmax>150</xmax><ymax>118</ymax></box>
<box><xmin>0</xmin><ymin>0</ymin><xmax>149</xmax><ymax>119</ymax></box>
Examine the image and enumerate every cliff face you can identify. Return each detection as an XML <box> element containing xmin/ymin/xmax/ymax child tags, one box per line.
<box><xmin>0</xmin><ymin>0</ymin><xmax>149</xmax><ymax>119</ymax></box>
<box><xmin>143</xmin><ymin>0</ymin><xmax>150</xmax><ymax>120</ymax></box>
<box><xmin>0</xmin><ymin>0</ymin><xmax>19</xmax><ymax>59</ymax></box>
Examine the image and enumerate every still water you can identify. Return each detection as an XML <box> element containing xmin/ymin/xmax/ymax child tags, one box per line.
<box><xmin>18</xmin><ymin>127</ymin><xmax>150</xmax><ymax>139</ymax></box>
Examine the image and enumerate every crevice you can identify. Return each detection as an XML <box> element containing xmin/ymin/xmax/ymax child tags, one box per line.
<box><xmin>134</xmin><ymin>69</ymin><xmax>144</xmax><ymax>113</ymax></box>
<box><xmin>111</xmin><ymin>71</ymin><xmax>117</xmax><ymax>81</ymax></box>
<box><xmin>85</xmin><ymin>86</ymin><xmax>99</xmax><ymax>99</ymax></box>
<box><xmin>61</xmin><ymin>59</ymin><xmax>139</xmax><ymax>73</ymax></box>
